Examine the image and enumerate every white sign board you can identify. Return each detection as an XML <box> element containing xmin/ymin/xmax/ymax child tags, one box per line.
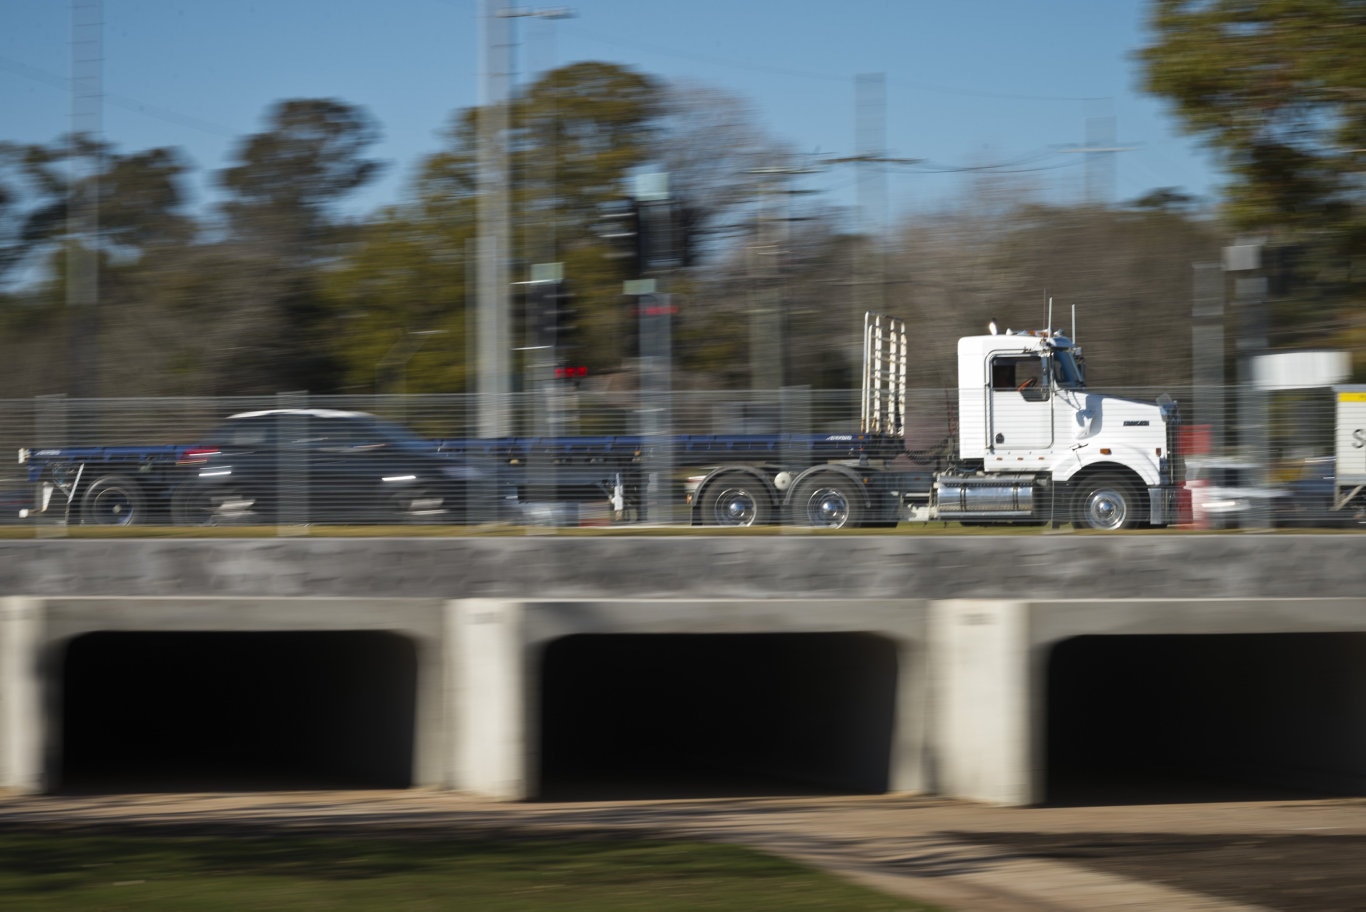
<box><xmin>1334</xmin><ymin>387</ymin><xmax>1366</xmax><ymax>485</ymax></box>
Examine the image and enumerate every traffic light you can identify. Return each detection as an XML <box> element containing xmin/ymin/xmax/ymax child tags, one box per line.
<box><xmin>548</xmin><ymin>280</ymin><xmax>577</xmax><ymax>349</ymax></box>
<box><xmin>597</xmin><ymin>200</ymin><xmax>643</xmax><ymax>279</ymax></box>
<box><xmin>531</xmin><ymin>279</ymin><xmax>578</xmax><ymax>351</ymax></box>
<box><xmin>598</xmin><ymin>196</ymin><xmax>697</xmax><ymax>277</ymax></box>
<box><xmin>637</xmin><ymin>198</ymin><xmax>679</xmax><ymax>272</ymax></box>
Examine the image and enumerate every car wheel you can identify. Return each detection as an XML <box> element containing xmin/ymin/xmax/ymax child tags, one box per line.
<box><xmin>388</xmin><ymin>485</ymin><xmax>447</xmax><ymax>524</ymax></box>
<box><xmin>172</xmin><ymin>482</ymin><xmax>257</xmax><ymax>526</ymax></box>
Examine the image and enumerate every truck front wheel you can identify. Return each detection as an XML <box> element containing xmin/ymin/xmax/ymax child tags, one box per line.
<box><xmin>81</xmin><ymin>475</ymin><xmax>147</xmax><ymax>526</ymax></box>
<box><xmin>1073</xmin><ymin>473</ymin><xmax>1139</xmax><ymax>531</ymax></box>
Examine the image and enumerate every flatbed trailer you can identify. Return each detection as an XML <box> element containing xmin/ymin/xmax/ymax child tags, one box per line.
<box><xmin>17</xmin><ymin>431</ymin><xmax>911</xmax><ymax>527</ymax></box>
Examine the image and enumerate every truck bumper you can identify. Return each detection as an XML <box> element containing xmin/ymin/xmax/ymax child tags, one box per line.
<box><xmin>1148</xmin><ymin>484</ymin><xmax>1179</xmax><ymax>527</ymax></box>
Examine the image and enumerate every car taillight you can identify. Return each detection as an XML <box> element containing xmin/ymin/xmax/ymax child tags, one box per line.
<box><xmin>177</xmin><ymin>447</ymin><xmax>220</xmax><ymax>466</ymax></box>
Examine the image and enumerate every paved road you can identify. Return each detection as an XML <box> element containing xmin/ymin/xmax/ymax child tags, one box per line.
<box><xmin>1</xmin><ymin>790</ymin><xmax>1363</xmax><ymax>911</ymax></box>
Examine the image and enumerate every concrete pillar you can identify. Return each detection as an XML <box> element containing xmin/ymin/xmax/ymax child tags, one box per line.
<box><xmin>889</xmin><ymin>637</ymin><xmax>930</xmax><ymax>794</ymax></box>
<box><xmin>0</xmin><ymin>597</ymin><xmax>46</xmax><ymax>792</ymax></box>
<box><xmin>451</xmin><ymin>599</ymin><xmax>531</xmax><ymax>800</ymax></box>
<box><xmin>931</xmin><ymin>599</ymin><xmax>1038</xmax><ymax>806</ymax></box>
<box><xmin>411</xmin><ymin>634</ymin><xmax>449</xmax><ymax>789</ymax></box>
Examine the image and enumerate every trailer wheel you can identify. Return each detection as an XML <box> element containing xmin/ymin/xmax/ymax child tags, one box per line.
<box><xmin>698</xmin><ymin>476</ymin><xmax>772</xmax><ymax>527</ymax></box>
<box><xmin>1073</xmin><ymin>473</ymin><xmax>1139</xmax><ymax>531</ymax></box>
<box><xmin>81</xmin><ymin>476</ymin><xmax>147</xmax><ymax>526</ymax></box>
<box><xmin>790</xmin><ymin>476</ymin><xmax>864</xmax><ymax>529</ymax></box>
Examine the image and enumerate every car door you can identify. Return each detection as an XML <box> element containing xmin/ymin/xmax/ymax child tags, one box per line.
<box><xmin>305</xmin><ymin>416</ymin><xmax>387</xmax><ymax>521</ymax></box>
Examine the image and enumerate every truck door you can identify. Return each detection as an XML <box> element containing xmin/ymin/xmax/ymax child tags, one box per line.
<box><xmin>986</xmin><ymin>353</ymin><xmax>1054</xmax><ymax>451</ymax></box>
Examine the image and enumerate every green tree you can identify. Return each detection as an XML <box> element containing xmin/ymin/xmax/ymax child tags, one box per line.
<box><xmin>324</xmin><ymin>64</ymin><xmax>668</xmax><ymax>393</ymax></box>
<box><xmin>0</xmin><ymin>135</ymin><xmax>195</xmax><ymax>397</ymax></box>
<box><xmin>0</xmin><ymin>135</ymin><xmax>192</xmax><ymax>283</ymax></box>
<box><xmin>205</xmin><ymin>99</ymin><xmax>384</xmax><ymax>393</ymax></box>
<box><xmin>1139</xmin><ymin>0</ymin><xmax>1366</xmax><ymax>341</ymax></box>
<box><xmin>218</xmin><ymin>99</ymin><xmax>382</xmax><ymax>259</ymax></box>
<box><xmin>320</xmin><ymin>207</ymin><xmax>473</xmax><ymax>395</ymax></box>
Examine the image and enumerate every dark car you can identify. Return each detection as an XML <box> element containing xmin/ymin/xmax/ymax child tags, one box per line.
<box><xmin>171</xmin><ymin>409</ymin><xmax>485</xmax><ymax>525</ymax></box>
<box><xmin>1273</xmin><ymin>457</ymin><xmax>1363</xmax><ymax>529</ymax></box>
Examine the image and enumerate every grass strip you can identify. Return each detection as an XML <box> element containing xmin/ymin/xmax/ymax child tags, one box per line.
<box><xmin>0</xmin><ymin>833</ymin><xmax>939</xmax><ymax>911</ymax></box>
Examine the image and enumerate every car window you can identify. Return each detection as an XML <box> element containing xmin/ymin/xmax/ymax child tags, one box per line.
<box><xmin>208</xmin><ymin>416</ymin><xmax>275</xmax><ymax>447</ymax></box>
<box><xmin>370</xmin><ymin>417</ymin><xmax>437</xmax><ymax>451</ymax></box>
<box><xmin>309</xmin><ymin>417</ymin><xmax>357</xmax><ymax>449</ymax></box>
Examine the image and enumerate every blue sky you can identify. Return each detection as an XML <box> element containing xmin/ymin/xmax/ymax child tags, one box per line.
<box><xmin>3</xmin><ymin>0</ymin><xmax>1223</xmax><ymax>223</ymax></box>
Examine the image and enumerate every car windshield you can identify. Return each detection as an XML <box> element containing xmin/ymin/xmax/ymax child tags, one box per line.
<box><xmin>367</xmin><ymin>416</ymin><xmax>440</xmax><ymax>451</ymax></box>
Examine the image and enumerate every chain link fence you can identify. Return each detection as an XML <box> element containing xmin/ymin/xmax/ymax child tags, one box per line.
<box><xmin>0</xmin><ymin>383</ymin><xmax>1355</xmax><ymax>534</ymax></box>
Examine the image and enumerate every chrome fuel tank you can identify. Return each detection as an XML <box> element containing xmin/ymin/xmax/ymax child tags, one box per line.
<box><xmin>936</xmin><ymin>473</ymin><xmax>1037</xmax><ymax>518</ymax></box>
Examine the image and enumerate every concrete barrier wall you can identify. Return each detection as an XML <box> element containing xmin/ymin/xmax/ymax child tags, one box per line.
<box><xmin>3</xmin><ymin>536</ymin><xmax>1366</xmax><ymax>805</ymax></box>
<box><xmin>1</xmin><ymin>534</ymin><xmax>1363</xmax><ymax>600</ymax></box>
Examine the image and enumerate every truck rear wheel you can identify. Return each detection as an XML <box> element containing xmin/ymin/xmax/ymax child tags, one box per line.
<box><xmin>81</xmin><ymin>476</ymin><xmax>146</xmax><ymax>526</ymax></box>
<box><xmin>1073</xmin><ymin>473</ymin><xmax>1139</xmax><ymax>531</ymax></box>
<box><xmin>698</xmin><ymin>475</ymin><xmax>773</xmax><ymax>527</ymax></box>
<box><xmin>790</xmin><ymin>476</ymin><xmax>864</xmax><ymax>529</ymax></box>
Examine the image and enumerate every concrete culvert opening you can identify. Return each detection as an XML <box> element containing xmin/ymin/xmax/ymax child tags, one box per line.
<box><xmin>537</xmin><ymin>632</ymin><xmax>898</xmax><ymax>801</ymax></box>
<box><xmin>60</xmin><ymin>631</ymin><xmax>418</xmax><ymax>792</ymax></box>
<box><xmin>1047</xmin><ymin>633</ymin><xmax>1366</xmax><ymax>805</ymax></box>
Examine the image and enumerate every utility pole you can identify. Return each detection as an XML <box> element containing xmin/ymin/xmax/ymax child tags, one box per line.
<box><xmin>746</xmin><ymin>166</ymin><xmax>819</xmax><ymax>391</ymax></box>
<box><xmin>855</xmin><ymin>73</ymin><xmax>887</xmax><ymax>322</ymax></box>
<box><xmin>1059</xmin><ymin>103</ymin><xmax>1136</xmax><ymax>205</ymax></box>
<box><xmin>475</xmin><ymin>3</ymin><xmax>573</xmax><ymax>438</ymax></box>
<box><xmin>69</xmin><ymin>0</ymin><xmax>102</xmax><ymax>401</ymax></box>
<box><xmin>475</xmin><ymin>0</ymin><xmax>513</xmax><ymax>437</ymax></box>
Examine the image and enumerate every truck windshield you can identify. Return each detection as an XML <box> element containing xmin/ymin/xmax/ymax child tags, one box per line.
<box><xmin>1051</xmin><ymin>351</ymin><xmax>1085</xmax><ymax>389</ymax></box>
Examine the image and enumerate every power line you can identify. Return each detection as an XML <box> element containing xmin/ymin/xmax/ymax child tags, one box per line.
<box><xmin>570</xmin><ymin>26</ymin><xmax>1105</xmax><ymax>103</ymax></box>
<box><xmin>0</xmin><ymin>54</ymin><xmax>240</xmax><ymax>139</ymax></box>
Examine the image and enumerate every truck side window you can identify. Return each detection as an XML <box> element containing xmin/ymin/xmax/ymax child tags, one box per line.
<box><xmin>991</xmin><ymin>356</ymin><xmax>1047</xmax><ymax>399</ymax></box>
<box><xmin>991</xmin><ymin>361</ymin><xmax>1016</xmax><ymax>390</ymax></box>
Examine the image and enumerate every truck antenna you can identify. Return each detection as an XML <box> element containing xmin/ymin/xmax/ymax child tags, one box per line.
<box><xmin>1071</xmin><ymin>304</ymin><xmax>1077</xmax><ymax>342</ymax></box>
<box><xmin>1046</xmin><ymin>294</ymin><xmax>1053</xmax><ymax>335</ymax></box>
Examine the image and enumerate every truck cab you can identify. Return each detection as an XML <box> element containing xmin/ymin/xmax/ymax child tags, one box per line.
<box><xmin>944</xmin><ymin>328</ymin><xmax>1179</xmax><ymax>529</ymax></box>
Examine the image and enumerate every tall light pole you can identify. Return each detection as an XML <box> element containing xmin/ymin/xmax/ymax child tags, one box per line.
<box><xmin>475</xmin><ymin>2</ymin><xmax>573</xmax><ymax>437</ymax></box>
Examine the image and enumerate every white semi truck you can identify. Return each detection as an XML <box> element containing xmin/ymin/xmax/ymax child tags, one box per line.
<box><xmin>686</xmin><ymin>313</ymin><xmax>1181</xmax><ymax>530</ymax></box>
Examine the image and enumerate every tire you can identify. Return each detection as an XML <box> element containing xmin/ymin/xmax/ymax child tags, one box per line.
<box><xmin>698</xmin><ymin>476</ymin><xmax>773</xmax><ymax>527</ymax></box>
<box><xmin>789</xmin><ymin>475</ymin><xmax>865</xmax><ymax>529</ymax></box>
<box><xmin>387</xmin><ymin>485</ymin><xmax>448</xmax><ymax>524</ymax></box>
<box><xmin>1073</xmin><ymin>473</ymin><xmax>1139</xmax><ymax>531</ymax></box>
<box><xmin>81</xmin><ymin>475</ymin><xmax>146</xmax><ymax>526</ymax></box>
<box><xmin>172</xmin><ymin>481</ymin><xmax>257</xmax><ymax>526</ymax></box>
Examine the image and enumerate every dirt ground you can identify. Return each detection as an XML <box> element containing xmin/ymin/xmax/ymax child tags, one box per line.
<box><xmin>2</xmin><ymin>789</ymin><xmax>1364</xmax><ymax>911</ymax></box>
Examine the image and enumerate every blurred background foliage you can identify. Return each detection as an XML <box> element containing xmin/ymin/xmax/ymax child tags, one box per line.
<box><xmin>1</xmin><ymin>0</ymin><xmax>1363</xmax><ymax>400</ymax></box>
